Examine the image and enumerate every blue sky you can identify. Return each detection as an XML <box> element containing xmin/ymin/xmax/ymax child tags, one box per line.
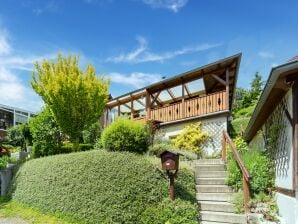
<box><xmin>0</xmin><ymin>0</ymin><xmax>297</xmax><ymax>112</ymax></box>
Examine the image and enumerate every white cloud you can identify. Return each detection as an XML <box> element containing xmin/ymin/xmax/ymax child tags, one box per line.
<box><xmin>258</xmin><ymin>51</ymin><xmax>274</xmax><ymax>59</ymax></box>
<box><xmin>107</xmin><ymin>36</ymin><xmax>221</xmax><ymax>64</ymax></box>
<box><xmin>109</xmin><ymin>72</ymin><xmax>163</xmax><ymax>88</ymax></box>
<box><xmin>142</xmin><ymin>0</ymin><xmax>188</xmax><ymax>12</ymax></box>
<box><xmin>0</xmin><ymin>30</ymin><xmax>11</xmax><ymax>55</ymax></box>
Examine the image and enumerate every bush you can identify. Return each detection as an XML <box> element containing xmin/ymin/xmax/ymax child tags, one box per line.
<box><xmin>141</xmin><ymin>198</ymin><xmax>198</xmax><ymax>224</ymax></box>
<box><xmin>82</xmin><ymin>122</ymin><xmax>102</xmax><ymax>145</ymax></box>
<box><xmin>148</xmin><ymin>141</ymin><xmax>172</xmax><ymax>156</ymax></box>
<box><xmin>10</xmin><ymin>150</ymin><xmax>197</xmax><ymax>223</ymax></box>
<box><xmin>29</xmin><ymin>107</ymin><xmax>62</xmax><ymax>158</ymax></box>
<box><xmin>171</xmin><ymin>122</ymin><xmax>208</xmax><ymax>155</ymax></box>
<box><xmin>230</xmin><ymin>117</ymin><xmax>250</xmax><ymax>138</ymax></box>
<box><xmin>226</xmin><ymin>150</ymin><xmax>274</xmax><ymax>194</ymax></box>
<box><xmin>101</xmin><ymin>117</ymin><xmax>150</xmax><ymax>154</ymax></box>
<box><xmin>0</xmin><ymin>156</ymin><xmax>9</xmax><ymax>169</ymax></box>
<box><xmin>61</xmin><ymin>143</ymin><xmax>93</xmax><ymax>153</ymax></box>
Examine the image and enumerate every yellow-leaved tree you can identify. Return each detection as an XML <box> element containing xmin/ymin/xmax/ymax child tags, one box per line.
<box><xmin>172</xmin><ymin>122</ymin><xmax>209</xmax><ymax>155</ymax></box>
<box><xmin>31</xmin><ymin>54</ymin><xmax>109</xmax><ymax>151</ymax></box>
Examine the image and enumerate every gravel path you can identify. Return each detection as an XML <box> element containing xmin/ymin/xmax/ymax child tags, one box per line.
<box><xmin>0</xmin><ymin>218</ymin><xmax>29</xmax><ymax>224</ymax></box>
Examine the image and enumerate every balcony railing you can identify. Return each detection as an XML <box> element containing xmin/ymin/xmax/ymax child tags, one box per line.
<box><xmin>150</xmin><ymin>91</ymin><xmax>227</xmax><ymax>122</ymax></box>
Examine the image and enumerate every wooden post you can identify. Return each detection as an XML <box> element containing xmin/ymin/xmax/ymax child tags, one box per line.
<box><xmin>222</xmin><ymin>131</ymin><xmax>226</xmax><ymax>161</ymax></box>
<box><xmin>226</xmin><ymin>68</ymin><xmax>230</xmax><ymax>110</ymax></box>
<box><xmin>182</xmin><ymin>84</ymin><xmax>185</xmax><ymax>118</ymax></box>
<box><xmin>105</xmin><ymin>109</ymin><xmax>109</xmax><ymax>127</ymax></box>
<box><xmin>131</xmin><ymin>100</ymin><xmax>134</xmax><ymax>120</ymax></box>
<box><xmin>146</xmin><ymin>91</ymin><xmax>151</xmax><ymax>120</ymax></box>
<box><xmin>243</xmin><ymin>175</ymin><xmax>250</xmax><ymax>212</ymax></box>
<box><xmin>118</xmin><ymin>105</ymin><xmax>120</xmax><ymax>117</ymax></box>
<box><xmin>293</xmin><ymin>81</ymin><xmax>298</xmax><ymax>193</ymax></box>
<box><xmin>169</xmin><ymin>173</ymin><xmax>175</xmax><ymax>201</ymax></box>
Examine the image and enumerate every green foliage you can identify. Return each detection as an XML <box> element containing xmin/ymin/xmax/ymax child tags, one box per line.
<box><xmin>3</xmin><ymin>144</ymin><xmax>21</xmax><ymax>153</ymax></box>
<box><xmin>7</xmin><ymin>125</ymin><xmax>24</xmax><ymax>148</ymax></box>
<box><xmin>101</xmin><ymin>117</ymin><xmax>150</xmax><ymax>154</ymax></box>
<box><xmin>141</xmin><ymin>198</ymin><xmax>198</xmax><ymax>224</ymax></box>
<box><xmin>233</xmin><ymin>136</ymin><xmax>249</xmax><ymax>154</ymax></box>
<box><xmin>61</xmin><ymin>143</ymin><xmax>93</xmax><ymax>153</ymax></box>
<box><xmin>230</xmin><ymin>117</ymin><xmax>250</xmax><ymax>138</ymax></box>
<box><xmin>82</xmin><ymin>122</ymin><xmax>102</xmax><ymax>145</ymax></box>
<box><xmin>31</xmin><ymin>54</ymin><xmax>109</xmax><ymax>151</ymax></box>
<box><xmin>9</xmin><ymin>150</ymin><xmax>197</xmax><ymax>223</ymax></box>
<box><xmin>230</xmin><ymin>191</ymin><xmax>244</xmax><ymax>214</ymax></box>
<box><xmin>232</xmin><ymin>72</ymin><xmax>263</xmax><ymax>117</ymax></box>
<box><xmin>148</xmin><ymin>141</ymin><xmax>172</xmax><ymax>156</ymax></box>
<box><xmin>0</xmin><ymin>156</ymin><xmax>9</xmax><ymax>169</ymax></box>
<box><xmin>29</xmin><ymin>107</ymin><xmax>62</xmax><ymax>158</ymax></box>
<box><xmin>226</xmin><ymin>150</ymin><xmax>275</xmax><ymax>194</ymax></box>
<box><xmin>234</xmin><ymin>105</ymin><xmax>255</xmax><ymax>119</ymax></box>
<box><xmin>171</xmin><ymin>122</ymin><xmax>208</xmax><ymax>155</ymax></box>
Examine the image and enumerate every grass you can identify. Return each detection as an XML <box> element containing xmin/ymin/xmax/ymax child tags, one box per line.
<box><xmin>0</xmin><ymin>199</ymin><xmax>77</xmax><ymax>224</ymax></box>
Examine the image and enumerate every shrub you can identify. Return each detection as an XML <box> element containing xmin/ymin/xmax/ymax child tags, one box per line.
<box><xmin>101</xmin><ymin>117</ymin><xmax>150</xmax><ymax>154</ymax></box>
<box><xmin>29</xmin><ymin>107</ymin><xmax>62</xmax><ymax>158</ymax></box>
<box><xmin>230</xmin><ymin>117</ymin><xmax>250</xmax><ymax>138</ymax></box>
<box><xmin>82</xmin><ymin>122</ymin><xmax>102</xmax><ymax>145</ymax></box>
<box><xmin>61</xmin><ymin>143</ymin><xmax>93</xmax><ymax>153</ymax></box>
<box><xmin>6</xmin><ymin>125</ymin><xmax>25</xmax><ymax>148</ymax></box>
<box><xmin>141</xmin><ymin>198</ymin><xmax>198</xmax><ymax>224</ymax></box>
<box><xmin>171</xmin><ymin>122</ymin><xmax>208</xmax><ymax>155</ymax></box>
<box><xmin>226</xmin><ymin>150</ymin><xmax>275</xmax><ymax>194</ymax></box>
<box><xmin>0</xmin><ymin>156</ymin><xmax>9</xmax><ymax>169</ymax></box>
<box><xmin>148</xmin><ymin>141</ymin><xmax>172</xmax><ymax>156</ymax></box>
<box><xmin>10</xmin><ymin>150</ymin><xmax>197</xmax><ymax>223</ymax></box>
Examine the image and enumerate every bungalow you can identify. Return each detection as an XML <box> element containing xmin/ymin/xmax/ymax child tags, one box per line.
<box><xmin>0</xmin><ymin>104</ymin><xmax>35</xmax><ymax>138</ymax></box>
<box><xmin>105</xmin><ymin>53</ymin><xmax>241</xmax><ymax>155</ymax></box>
<box><xmin>244</xmin><ymin>56</ymin><xmax>298</xmax><ymax>224</ymax></box>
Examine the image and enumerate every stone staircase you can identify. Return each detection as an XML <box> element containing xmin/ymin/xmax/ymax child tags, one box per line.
<box><xmin>195</xmin><ymin>159</ymin><xmax>247</xmax><ymax>224</ymax></box>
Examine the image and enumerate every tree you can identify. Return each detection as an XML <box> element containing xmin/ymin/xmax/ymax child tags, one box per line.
<box><xmin>29</xmin><ymin>106</ymin><xmax>62</xmax><ymax>158</ymax></box>
<box><xmin>31</xmin><ymin>54</ymin><xmax>109</xmax><ymax>151</ymax></box>
<box><xmin>250</xmin><ymin>72</ymin><xmax>263</xmax><ymax>101</ymax></box>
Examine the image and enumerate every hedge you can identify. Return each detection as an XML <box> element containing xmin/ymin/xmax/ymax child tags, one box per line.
<box><xmin>10</xmin><ymin>150</ymin><xmax>198</xmax><ymax>223</ymax></box>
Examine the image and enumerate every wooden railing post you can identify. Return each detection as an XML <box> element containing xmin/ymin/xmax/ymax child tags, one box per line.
<box><xmin>222</xmin><ymin>131</ymin><xmax>226</xmax><ymax>162</ymax></box>
<box><xmin>223</xmin><ymin>130</ymin><xmax>251</xmax><ymax>213</ymax></box>
<box><xmin>243</xmin><ymin>175</ymin><xmax>250</xmax><ymax>212</ymax></box>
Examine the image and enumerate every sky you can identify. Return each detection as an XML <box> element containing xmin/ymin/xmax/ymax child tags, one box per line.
<box><xmin>0</xmin><ymin>0</ymin><xmax>297</xmax><ymax>112</ymax></box>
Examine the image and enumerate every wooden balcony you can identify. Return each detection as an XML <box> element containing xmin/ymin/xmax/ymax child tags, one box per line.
<box><xmin>150</xmin><ymin>91</ymin><xmax>227</xmax><ymax>123</ymax></box>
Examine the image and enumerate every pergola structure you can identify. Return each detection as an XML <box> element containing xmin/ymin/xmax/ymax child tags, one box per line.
<box><xmin>105</xmin><ymin>53</ymin><xmax>241</xmax><ymax>126</ymax></box>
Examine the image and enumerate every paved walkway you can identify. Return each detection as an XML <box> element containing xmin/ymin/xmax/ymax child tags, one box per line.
<box><xmin>0</xmin><ymin>218</ymin><xmax>28</xmax><ymax>224</ymax></box>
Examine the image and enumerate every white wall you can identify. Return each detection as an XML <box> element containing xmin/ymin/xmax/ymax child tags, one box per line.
<box><xmin>275</xmin><ymin>192</ymin><xmax>298</xmax><ymax>224</ymax></box>
<box><xmin>160</xmin><ymin>115</ymin><xmax>228</xmax><ymax>156</ymax></box>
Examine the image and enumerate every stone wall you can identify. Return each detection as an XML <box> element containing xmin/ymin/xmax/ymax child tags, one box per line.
<box><xmin>0</xmin><ymin>165</ymin><xmax>15</xmax><ymax>196</ymax></box>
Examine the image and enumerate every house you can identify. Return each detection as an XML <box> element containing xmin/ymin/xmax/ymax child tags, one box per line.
<box><xmin>105</xmin><ymin>53</ymin><xmax>241</xmax><ymax>155</ymax></box>
<box><xmin>244</xmin><ymin>56</ymin><xmax>298</xmax><ymax>224</ymax></box>
<box><xmin>0</xmin><ymin>104</ymin><xmax>35</xmax><ymax>137</ymax></box>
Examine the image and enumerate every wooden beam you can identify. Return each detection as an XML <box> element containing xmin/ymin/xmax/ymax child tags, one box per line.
<box><xmin>105</xmin><ymin>109</ymin><xmax>109</xmax><ymax>127</ymax></box>
<box><xmin>183</xmin><ymin>84</ymin><xmax>191</xmax><ymax>97</ymax></box>
<box><xmin>131</xmin><ymin>100</ymin><xmax>134</xmax><ymax>119</ymax></box>
<box><xmin>182</xmin><ymin>82</ymin><xmax>185</xmax><ymax>118</ymax></box>
<box><xmin>151</xmin><ymin>91</ymin><xmax>162</xmax><ymax>107</ymax></box>
<box><xmin>107</xmin><ymin>91</ymin><xmax>147</xmax><ymax>108</ymax></box>
<box><xmin>146</xmin><ymin>91</ymin><xmax>151</xmax><ymax>120</ymax></box>
<box><xmin>211</xmin><ymin>74</ymin><xmax>226</xmax><ymax>86</ymax></box>
<box><xmin>226</xmin><ymin>68</ymin><xmax>230</xmax><ymax>110</ymax></box>
<box><xmin>117</xmin><ymin>105</ymin><xmax>120</xmax><ymax>117</ymax></box>
<box><xmin>136</xmin><ymin>99</ymin><xmax>145</xmax><ymax>107</ymax></box>
<box><xmin>166</xmin><ymin>89</ymin><xmax>175</xmax><ymax>101</ymax></box>
<box><xmin>293</xmin><ymin>81</ymin><xmax>298</xmax><ymax>193</ymax></box>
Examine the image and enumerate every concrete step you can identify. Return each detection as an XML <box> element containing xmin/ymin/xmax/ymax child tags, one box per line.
<box><xmin>196</xmin><ymin>185</ymin><xmax>234</xmax><ymax>193</ymax></box>
<box><xmin>201</xmin><ymin>211</ymin><xmax>247</xmax><ymax>224</ymax></box>
<box><xmin>196</xmin><ymin>159</ymin><xmax>224</xmax><ymax>165</ymax></box>
<box><xmin>198</xmin><ymin>201</ymin><xmax>235</xmax><ymax>213</ymax></box>
<box><xmin>196</xmin><ymin>178</ymin><xmax>226</xmax><ymax>185</ymax></box>
<box><xmin>196</xmin><ymin>192</ymin><xmax>234</xmax><ymax>202</ymax></box>
<box><xmin>194</xmin><ymin>164</ymin><xmax>226</xmax><ymax>171</ymax></box>
<box><xmin>196</xmin><ymin>171</ymin><xmax>227</xmax><ymax>178</ymax></box>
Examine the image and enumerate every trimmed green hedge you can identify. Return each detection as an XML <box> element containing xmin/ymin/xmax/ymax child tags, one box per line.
<box><xmin>10</xmin><ymin>150</ymin><xmax>197</xmax><ymax>223</ymax></box>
